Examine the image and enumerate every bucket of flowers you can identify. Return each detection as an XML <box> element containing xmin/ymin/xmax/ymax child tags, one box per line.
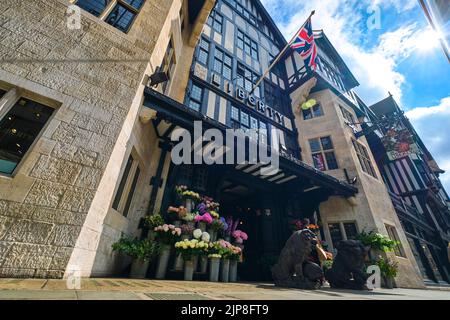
<box><xmin>143</xmin><ymin>214</ymin><xmax>165</xmax><ymax>240</ymax></box>
<box><xmin>224</xmin><ymin>217</ymin><xmax>240</xmax><ymax>242</ymax></box>
<box><xmin>154</xmin><ymin>224</ymin><xmax>181</xmax><ymax>279</ymax></box>
<box><xmin>174</xmin><ymin>239</ymin><xmax>209</xmax><ymax>280</ymax></box>
<box><xmin>195</xmin><ymin>212</ymin><xmax>213</xmax><ymax>231</ymax></box>
<box><xmin>228</xmin><ymin>245</ymin><xmax>242</xmax><ymax>282</ymax></box>
<box><xmin>167</xmin><ymin>206</ymin><xmax>187</xmax><ymax>226</ymax></box>
<box><xmin>232</xmin><ymin>230</ymin><xmax>248</xmax><ymax>248</ymax></box>
<box><xmin>214</xmin><ymin>240</ymin><xmax>234</xmax><ymax>282</ymax></box>
<box><xmin>208</xmin><ymin>218</ymin><xmax>226</xmax><ymax>242</ymax></box>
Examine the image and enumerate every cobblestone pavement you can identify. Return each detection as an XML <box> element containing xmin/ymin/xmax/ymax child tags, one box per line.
<box><xmin>0</xmin><ymin>278</ymin><xmax>449</xmax><ymax>300</ymax></box>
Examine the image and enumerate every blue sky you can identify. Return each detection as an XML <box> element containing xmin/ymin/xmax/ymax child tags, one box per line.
<box><xmin>260</xmin><ymin>0</ymin><xmax>450</xmax><ymax>193</ymax></box>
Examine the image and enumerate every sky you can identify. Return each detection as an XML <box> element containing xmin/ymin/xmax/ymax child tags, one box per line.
<box><xmin>260</xmin><ymin>0</ymin><xmax>450</xmax><ymax>193</ymax></box>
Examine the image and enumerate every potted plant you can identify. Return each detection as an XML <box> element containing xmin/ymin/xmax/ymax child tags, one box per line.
<box><xmin>357</xmin><ymin>231</ymin><xmax>398</xmax><ymax>259</ymax></box>
<box><xmin>195</xmin><ymin>213</ymin><xmax>213</xmax><ymax>231</ymax></box>
<box><xmin>182</xmin><ymin>212</ymin><xmax>198</xmax><ymax>228</ymax></box>
<box><xmin>376</xmin><ymin>258</ymin><xmax>398</xmax><ymax>289</ymax></box>
<box><xmin>232</xmin><ymin>230</ymin><xmax>248</xmax><ymax>249</ymax></box>
<box><xmin>228</xmin><ymin>245</ymin><xmax>242</xmax><ymax>282</ymax></box>
<box><xmin>143</xmin><ymin>214</ymin><xmax>164</xmax><ymax>241</ymax></box>
<box><xmin>112</xmin><ymin>237</ymin><xmax>160</xmax><ymax>279</ymax></box>
<box><xmin>154</xmin><ymin>224</ymin><xmax>181</xmax><ymax>279</ymax></box>
<box><xmin>208</xmin><ymin>219</ymin><xmax>225</xmax><ymax>242</ymax></box>
<box><xmin>208</xmin><ymin>254</ymin><xmax>222</xmax><ymax>282</ymax></box>
<box><xmin>175</xmin><ymin>239</ymin><xmax>209</xmax><ymax>280</ymax></box>
<box><xmin>199</xmin><ymin>231</ymin><xmax>211</xmax><ymax>273</ymax></box>
<box><xmin>215</xmin><ymin>239</ymin><xmax>233</xmax><ymax>282</ymax></box>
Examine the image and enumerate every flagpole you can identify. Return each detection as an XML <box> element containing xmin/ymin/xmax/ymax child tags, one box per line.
<box><xmin>249</xmin><ymin>10</ymin><xmax>315</xmax><ymax>95</ymax></box>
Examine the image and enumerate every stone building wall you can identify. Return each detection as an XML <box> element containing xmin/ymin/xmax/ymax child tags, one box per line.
<box><xmin>291</xmin><ymin>87</ymin><xmax>425</xmax><ymax>288</ymax></box>
<box><xmin>0</xmin><ymin>0</ymin><xmax>213</xmax><ymax>278</ymax></box>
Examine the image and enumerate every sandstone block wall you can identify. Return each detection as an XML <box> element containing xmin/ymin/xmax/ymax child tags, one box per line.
<box><xmin>0</xmin><ymin>0</ymin><xmax>175</xmax><ymax>278</ymax></box>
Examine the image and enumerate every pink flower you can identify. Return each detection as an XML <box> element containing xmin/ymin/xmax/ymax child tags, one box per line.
<box><xmin>194</xmin><ymin>215</ymin><xmax>203</xmax><ymax>222</ymax></box>
<box><xmin>203</xmin><ymin>213</ymin><xmax>213</xmax><ymax>224</ymax></box>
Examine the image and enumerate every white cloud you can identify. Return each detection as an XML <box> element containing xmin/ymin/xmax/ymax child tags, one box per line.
<box><xmin>406</xmin><ymin>97</ymin><xmax>450</xmax><ymax>193</ymax></box>
<box><xmin>260</xmin><ymin>0</ymin><xmax>427</xmax><ymax>105</ymax></box>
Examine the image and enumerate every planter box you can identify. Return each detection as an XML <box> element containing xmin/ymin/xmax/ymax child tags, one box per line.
<box><xmin>130</xmin><ymin>260</ymin><xmax>149</xmax><ymax>279</ymax></box>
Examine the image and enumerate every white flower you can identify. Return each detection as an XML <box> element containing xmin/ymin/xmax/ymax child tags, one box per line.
<box><xmin>201</xmin><ymin>232</ymin><xmax>210</xmax><ymax>243</ymax></box>
<box><xmin>193</xmin><ymin>229</ymin><xmax>202</xmax><ymax>239</ymax></box>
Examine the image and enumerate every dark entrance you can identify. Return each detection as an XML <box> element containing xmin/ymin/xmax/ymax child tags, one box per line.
<box><xmin>218</xmin><ymin>179</ymin><xmax>278</xmax><ymax>282</ymax></box>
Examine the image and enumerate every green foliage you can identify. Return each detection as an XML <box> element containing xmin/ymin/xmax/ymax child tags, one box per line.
<box><xmin>144</xmin><ymin>214</ymin><xmax>165</xmax><ymax>229</ymax></box>
<box><xmin>322</xmin><ymin>260</ymin><xmax>334</xmax><ymax>271</ymax></box>
<box><xmin>112</xmin><ymin>237</ymin><xmax>160</xmax><ymax>262</ymax></box>
<box><xmin>209</xmin><ymin>219</ymin><xmax>225</xmax><ymax>232</ymax></box>
<box><xmin>356</xmin><ymin>231</ymin><xmax>398</xmax><ymax>252</ymax></box>
<box><xmin>376</xmin><ymin>258</ymin><xmax>398</xmax><ymax>278</ymax></box>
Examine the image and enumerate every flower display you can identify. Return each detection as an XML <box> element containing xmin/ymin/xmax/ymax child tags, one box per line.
<box><xmin>201</xmin><ymin>232</ymin><xmax>210</xmax><ymax>243</ymax></box>
<box><xmin>202</xmin><ymin>196</ymin><xmax>220</xmax><ymax>211</ymax></box>
<box><xmin>143</xmin><ymin>214</ymin><xmax>164</xmax><ymax>229</ymax></box>
<box><xmin>195</xmin><ymin>213</ymin><xmax>213</xmax><ymax>224</ymax></box>
<box><xmin>182</xmin><ymin>190</ymin><xmax>201</xmax><ymax>201</ymax></box>
<box><xmin>228</xmin><ymin>245</ymin><xmax>243</xmax><ymax>261</ymax></box>
<box><xmin>175</xmin><ymin>185</ymin><xmax>187</xmax><ymax>195</ymax></box>
<box><xmin>180</xmin><ymin>224</ymin><xmax>195</xmax><ymax>236</ymax></box>
<box><xmin>208</xmin><ymin>254</ymin><xmax>222</xmax><ymax>259</ymax></box>
<box><xmin>209</xmin><ymin>219</ymin><xmax>226</xmax><ymax>232</ymax></box>
<box><xmin>193</xmin><ymin>229</ymin><xmax>203</xmax><ymax>239</ymax></box>
<box><xmin>220</xmin><ymin>217</ymin><xmax>228</xmax><ymax>231</ymax></box>
<box><xmin>175</xmin><ymin>239</ymin><xmax>209</xmax><ymax>260</ymax></box>
<box><xmin>182</xmin><ymin>212</ymin><xmax>198</xmax><ymax>222</ymax></box>
<box><xmin>224</xmin><ymin>217</ymin><xmax>240</xmax><ymax>236</ymax></box>
<box><xmin>232</xmin><ymin>230</ymin><xmax>248</xmax><ymax>243</ymax></box>
<box><xmin>167</xmin><ymin>206</ymin><xmax>187</xmax><ymax>219</ymax></box>
<box><xmin>210</xmin><ymin>210</ymin><xmax>220</xmax><ymax>219</ymax></box>
<box><xmin>154</xmin><ymin>224</ymin><xmax>181</xmax><ymax>244</ymax></box>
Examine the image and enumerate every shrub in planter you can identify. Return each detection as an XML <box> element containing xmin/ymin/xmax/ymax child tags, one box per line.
<box><xmin>376</xmin><ymin>258</ymin><xmax>398</xmax><ymax>289</ymax></box>
<box><xmin>112</xmin><ymin>237</ymin><xmax>160</xmax><ymax>278</ymax></box>
<box><xmin>356</xmin><ymin>231</ymin><xmax>398</xmax><ymax>253</ymax></box>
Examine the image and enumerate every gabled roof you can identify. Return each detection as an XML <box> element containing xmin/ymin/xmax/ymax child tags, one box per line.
<box><xmin>252</xmin><ymin>0</ymin><xmax>288</xmax><ymax>48</ymax></box>
<box><xmin>314</xmin><ymin>31</ymin><xmax>359</xmax><ymax>89</ymax></box>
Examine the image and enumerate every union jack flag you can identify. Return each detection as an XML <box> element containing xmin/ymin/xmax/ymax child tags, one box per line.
<box><xmin>291</xmin><ymin>20</ymin><xmax>318</xmax><ymax>71</ymax></box>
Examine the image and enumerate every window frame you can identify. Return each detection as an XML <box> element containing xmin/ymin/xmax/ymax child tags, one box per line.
<box><xmin>237</xmin><ymin>30</ymin><xmax>259</xmax><ymax>60</ymax></box>
<box><xmin>74</xmin><ymin>0</ymin><xmax>145</xmax><ymax>33</ymax></box>
<box><xmin>188</xmin><ymin>83</ymin><xmax>203</xmax><ymax>112</ymax></box>
<box><xmin>213</xmin><ymin>48</ymin><xmax>233</xmax><ymax>81</ymax></box>
<box><xmin>302</xmin><ymin>103</ymin><xmax>324</xmax><ymax>120</ymax></box>
<box><xmin>308</xmin><ymin>136</ymin><xmax>339</xmax><ymax>171</ymax></box>
<box><xmin>385</xmin><ymin>224</ymin><xmax>406</xmax><ymax>258</ymax></box>
<box><xmin>327</xmin><ymin>221</ymin><xmax>359</xmax><ymax>250</ymax></box>
<box><xmin>197</xmin><ymin>37</ymin><xmax>210</xmax><ymax>66</ymax></box>
<box><xmin>352</xmin><ymin>139</ymin><xmax>377</xmax><ymax>179</ymax></box>
<box><xmin>0</xmin><ymin>86</ymin><xmax>58</xmax><ymax>177</ymax></box>
<box><xmin>236</xmin><ymin>62</ymin><xmax>260</xmax><ymax>98</ymax></box>
<box><xmin>112</xmin><ymin>151</ymin><xmax>141</xmax><ymax>217</ymax></box>
<box><xmin>160</xmin><ymin>37</ymin><xmax>176</xmax><ymax>93</ymax></box>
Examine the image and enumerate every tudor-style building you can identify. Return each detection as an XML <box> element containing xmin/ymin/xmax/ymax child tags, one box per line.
<box><xmin>0</xmin><ymin>0</ymin><xmax>435</xmax><ymax>289</ymax></box>
<box><xmin>359</xmin><ymin>95</ymin><xmax>450</xmax><ymax>285</ymax></box>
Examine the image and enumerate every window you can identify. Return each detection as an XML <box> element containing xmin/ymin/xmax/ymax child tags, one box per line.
<box><xmin>207</xmin><ymin>10</ymin><xmax>223</xmax><ymax>33</ymax></box>
<box><xmin>385</xmin><ymin>224</ymin><xmax>406</xmax><ymax>258</ymax></box>
<box><xmin>198</xmin><ymin>38</ymin><xmax>210</xmax><ymax>66</ymax></box>
<box><xmin>213</xmin><ymin>49</ymin><xmax>233</xmax><ymax>80</ymax></box>
<box><xmin>343</xmin><ymin>223</ymin><xmax>358</xmax><ymax>240</ymax></box>
<box><xmin>75</xmin><ymin>0</ymin><xmax>111</xmax><ymax>16</ymax></box>
<box><xmin>264</xmin><ymin>81</ymin><xmax>281</xmax><ymax>110</ymax></box>
<box><xmin>328</xmin><ymin>221</ymin><xmax>358</xmax><ymax>249</ymax></box>
<box><xmin>0</xmin><ymin>95</ymin><xmax>55</xmax><ymax>175</ymax></box>
<box><xmin>231</xmin><ymin>106</ymin><xmax>240</xmax><ymax>121</ymax></box>
<box><xmin>230</xmin><ymin>0</ymin><xmax>259</xmax><ymax>27</ymax></box>
<box><xmin>112</xmin><ymin>153</ymin><xmax>141</xmax><ymax>217</ymax></box>
<box><xmin>352</xmin><ymin>140</ymin><xmax>377</xmax><ymax>178</ymax></box>
<box><xmin>76</xmin><ymin>0</ymin><xmax>145</xmax><ymax>33</ymax></box>
<box><xmin>340</xmin><ymin>106</ymin><xmax>356</xmax><ymax>124</ymax></box>
<box><xmin>237</xmin><ymin>30</ymin><xmax>258</xmax><ymax>60</ymax></box>
<box><xmin>302</xmin><ymin>104</ymin><xmax>324</xmax><ymax>120</ymax></box>
<box><xmin>189</xmin><ymin>84</ymin><xmax>203</xmax><ymax>112</ymax></box>
<box><xmin>328</xmin><ymin>223</ymin><xmax>343</xmax><ymax>248</ymax></box>
<box><xmin>160</xmin><ymin>38</ymin><xmax>176</xmax><ymax>93</ymax></box>
<box><xmin>309</xmin><ymin>136</ymin><xmax>338</xmax><ymax>171</ymax></box>
<box><xmin>240</xmin><ymin>111</ymin><xmax>249</xmax><ymax>128</ymax></box>
<box><xmin>237</xmin><ymin>63</ymin><xmax>260</xmax><ymax>97</ymax></box>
